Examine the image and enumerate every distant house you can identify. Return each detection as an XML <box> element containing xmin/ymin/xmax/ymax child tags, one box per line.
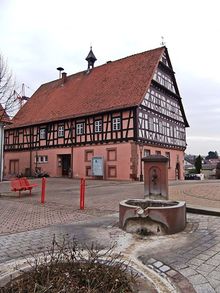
<box><xmin>4</xmin><ymin>46</ymin><xmax>189</xmax><ymax>180</ymax></box>
<box><xmin>0</xmin><ymin>104</ymin><xmax>11</xmax><ymax>181</ymax></box>
<box><xmin>202</xmin><ymin>164</ymin><xmax>216</xmax><ymax>179</ymax></box>
<box><xmin>184</xmin><ymin>159</ymin><xmax>194</xmax><ymax>172</ymax></box>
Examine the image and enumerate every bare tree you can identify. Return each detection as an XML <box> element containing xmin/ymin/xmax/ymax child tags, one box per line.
<box><xmin>0</xmin><ymin>54</ymin><xmax>18</xmax><ymax>120</ymax></box>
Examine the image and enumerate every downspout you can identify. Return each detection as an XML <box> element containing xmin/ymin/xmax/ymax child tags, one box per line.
<box><xmin>71</xmin><ymin>120</ymin><xmax>73</xmax><ymax>178</ymax></box>
<box><xmin>29</xmin><ymin>127</ymin><xmax>33</xmax><ymax>177</ymax></box>
<box><xmin>0</xmin><ymin>124</ymin><xmax>4</xmax><ymax>181</ymax></box>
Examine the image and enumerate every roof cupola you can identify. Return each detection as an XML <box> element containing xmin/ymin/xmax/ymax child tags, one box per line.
<box><xmin>85</xmin><ymin>46</ymin><xmax>97</xmax><ymax>70</ymax></box>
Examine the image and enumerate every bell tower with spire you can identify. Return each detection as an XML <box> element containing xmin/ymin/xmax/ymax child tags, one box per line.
<box><xmin>85</xmin><ymin>46</ymin><xmax>97</xmax><ymax>70</ymax></box>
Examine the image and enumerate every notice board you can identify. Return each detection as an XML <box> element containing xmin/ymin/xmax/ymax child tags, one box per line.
<box><xmin>92</xmin><ymin>156</ymin><xmax>104</xmax><ymax>177</ymax></box>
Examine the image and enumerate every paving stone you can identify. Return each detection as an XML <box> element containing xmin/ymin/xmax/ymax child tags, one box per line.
<box><xmin>206</xmin><ymin>257</ymin><xmax>220</xmax><ymax>266</ymax></box>
<box><xmin>193</xmin><ymin>283</ymin><xmax>216</xmax><ymax>293</ymax></box>
<box><xmin>179</xmin><ymin>267</ymin><xmax>197</xmax><ymax>278</ymax></box>
<box><xmin>177</xmin><ymin>279</ymin><xmax>196</xmax><ymax>292</ymax></box>
<box><xmin>153</xmin><ymin>261</ymin><xmax>163</xmax><ymax>268</ymax></box>
<box><xmin>197</xmin><ymin>253</ymin><xmax>213</xmax><ymax>261</ymax></box>
<box><xmin>208</xmin><ymin>270</ymin><xmax>220</xmax><ymax>281</ymax></box>
<box><xmin>146</xmin><ymin>257</ymin><xmax>156</xmax><ymax>264</ymax></box>
<box><xmin>188</xmin><ymin>258</ymin><xmax>204</xmax><ymax>266</ymax></box>
<box><xmin>166</xmin><ymin>269</ymin><xmax>177</xmax><ymax>277</ymax></box>
<box><xmin>197</xmin><ymin>263</ymin><xmax>216</xmax><ymax>273</ymax></box>
<box><xmin>159</xmin><ymin>265</ymin><xmax>170</xmax><ymax>273</ymax></box>
<box><xmin>208</xmin><ymin>278</ymin><xmax>220</xmax><ymax>290</ymax></box>
<box><xmin>188</xmin><ymin>273</ymin><xmax>208</xmax><ymax>285</ymax></box>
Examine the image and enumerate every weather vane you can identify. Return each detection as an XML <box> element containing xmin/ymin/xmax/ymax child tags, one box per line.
<box><xmin>160</xmin><ymin>36</ymin><xmax>166</xmax><ymax>46</ymax></box>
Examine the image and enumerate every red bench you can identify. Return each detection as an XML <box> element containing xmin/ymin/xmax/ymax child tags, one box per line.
<box><xmin>11</xmin><ymin>177</ymin><xmax>38</xmax><ymax>196</ymax></box>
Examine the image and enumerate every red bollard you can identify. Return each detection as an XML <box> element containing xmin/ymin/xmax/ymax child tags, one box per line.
<box><xmin>80</xmin><ymin>178</ymin><xmax>85</xmax><ymax>210</ymax></box>
<box><xmin>41</xmin><ymin>177</ymin><xmax>46</xmax><ymax>204</ymax></box>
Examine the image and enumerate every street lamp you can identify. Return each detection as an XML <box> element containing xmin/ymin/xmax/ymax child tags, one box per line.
<box><xmin>139</xmin><ymin>144</ymin><xmax>144</xmax><ymax>182</ymax></box>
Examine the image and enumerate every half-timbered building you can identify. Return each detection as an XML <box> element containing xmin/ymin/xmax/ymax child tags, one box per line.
<box><xmin>3</xmin><ymin>46</ymin><xmax>189</xmax><ymax>180</ymax></box>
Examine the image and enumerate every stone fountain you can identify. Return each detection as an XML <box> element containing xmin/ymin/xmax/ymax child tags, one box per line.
<box><xmin>119</xmin><ymin>155</ymin><xmax>186</xmax><ymax>235</ymax></box>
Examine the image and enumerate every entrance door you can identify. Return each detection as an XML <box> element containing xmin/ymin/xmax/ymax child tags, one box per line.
<box><xmin>61</xmin><ymin>155</ymin><xmax>71</xmax><ymax>176</ymax></box>
<box><xmin>9</xmin><ymin>160</ymin><xmax>19</xmax><ymax>175</ymax></box>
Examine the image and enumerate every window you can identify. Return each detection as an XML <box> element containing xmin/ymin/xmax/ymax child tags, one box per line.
<box><xmin>155</xmin><ymin>151</ymin><xmax>161</xmax><ymax>155</ymax></box>
<box><xmin>86</xmin><ymin>166</ymin><xmax>92</xmax><ymax>177</ymax></box>
<box><xmin>58</xmin><ymin>125</ymin><xmax>64</xmax><ymax>137</ymax></box>
<box><xmin>108</xmin><ymin>166</ymin><xmax>117</xmax><ymax>178</ymax></box>
<box><xmin>107</xmin><ymin>148</ymin><xmax>117</xmax><ymax>161</ymax></box>
<box><xmin>144</xmin><ymin>149</ymin><xmax>151</xmax><ymax>157</ymax></box>
<box><xmin>95</xmin><ymin>120</ymin><xmax>102</xmax><ymax>133</ymax></box>
<box><xmin>149</xmin><ymin>117</ymin><xmax>153</xmax><ymax>131</ymax></box>
<box><xmin>85</xmin><ymin>150</ymin><xmax>94</xmax><ymax>162</ymax></box>
<box><xmin>35</xmin><ymin>155</ymin><xmax>48</xmax><ymax>164</ymax></box>
<box><xmin>76</xmin><ymin>123</ymin><xmax>85</xmax><ymax>135</ymax></box>
<box><xmin>40</xmin><ymin>128</ymin><xmax>46</xmax><ymax>139</ymax></box>
<box><xmin>112</xmin><ymin>117</ymin><xmax>121</xmax><ymax>131</ymax></box>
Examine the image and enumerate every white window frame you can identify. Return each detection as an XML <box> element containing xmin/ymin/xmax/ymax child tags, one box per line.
<box><xmin>95</xmin><ymin>120</ymin><xmax>102</xmax><ymax>133</ymax></box>
<box><xmin>35</xmin><ymin>155</ymin><xmax>48</xmax><ymax>164</ymax></box>
<box><xmin>40</xmin><ymin>128</ymin><xmax>46</xmax><ymax>139</ymax></box>
<box><xmin>112</xmin><ymin>117</ymin><xmax>121</xmax><ymax>131</ymax></box>
<box><xmin>76</xmin><ymin>123</ymin><xmax>85</xmax><ymax>135</ymax></box>
<box><xmin>58</xmin><ymin>125</ymin><xmax>64</xmax><ymax>137</ymax></box>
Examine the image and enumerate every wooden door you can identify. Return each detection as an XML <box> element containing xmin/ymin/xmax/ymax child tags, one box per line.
<box><xmin>9</xmin><ymin>160</ymin><xmax>19</xmax><ymax>175</ymax></box>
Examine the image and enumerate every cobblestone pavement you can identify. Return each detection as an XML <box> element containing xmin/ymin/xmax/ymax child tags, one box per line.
<box><xmin>139</xmin><ymin>213</ymin><xmax>220</xmax><ymax>293</ymax></box>
<box><xmin>1</xmin><ymin>178</ymin><xmax>220</xmax><ymax>292</ymax></box>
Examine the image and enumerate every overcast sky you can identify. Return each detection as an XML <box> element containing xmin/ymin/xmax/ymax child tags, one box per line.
<box><xmin>1</xmin><ymin>0</ymin><xmax>220</xmax><ymax>156</ymax></box>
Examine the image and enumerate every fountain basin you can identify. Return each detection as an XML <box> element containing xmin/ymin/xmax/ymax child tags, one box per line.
<box><xmin>119</xmin><ymin>199</ymin><xmax>186</xmax><ymax>235</ymax></box>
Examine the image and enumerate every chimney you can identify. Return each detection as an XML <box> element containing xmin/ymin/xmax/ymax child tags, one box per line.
<box><xmin>62</xmin><ymin>72</ymin><xmax>67</xmax><ymax>84</ymax></box>
<box><xmin>57</xmin><ymin>67</ymin><xmax>64</xmax><ymax>78</ymax></box>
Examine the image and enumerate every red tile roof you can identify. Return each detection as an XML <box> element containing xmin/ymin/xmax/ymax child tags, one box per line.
<box><xmin>11</xmin><ymin>47</ymin><xmax>166</xmax><ymax>128</ymax></box>
<box><xmin>0</xmin><ymin>104</ymin><xmax>11</xmax><ymax>124</ymax></box>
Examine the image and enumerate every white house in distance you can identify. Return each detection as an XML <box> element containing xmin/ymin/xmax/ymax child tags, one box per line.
<box><xmin>0</xmin><ymin>104</ymin><xmax>11</xmax><ymax>181</ymax></box>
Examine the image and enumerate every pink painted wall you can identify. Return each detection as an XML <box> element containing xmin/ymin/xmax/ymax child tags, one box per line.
<box><xmin>73</xmin><ymin>143</ymin><xmax>131</xmax><ymax>180</ymax></box>
<box><xmin>4</xmin><ymin>143</ymin><xmax>185</xmax><ymax>180</ymax></box>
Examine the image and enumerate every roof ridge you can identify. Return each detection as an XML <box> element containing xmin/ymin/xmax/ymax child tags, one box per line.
<box><xmin>42</xmin><ymin>46</ymin><xmax>165</xmax><ymax>86</ymax></box>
